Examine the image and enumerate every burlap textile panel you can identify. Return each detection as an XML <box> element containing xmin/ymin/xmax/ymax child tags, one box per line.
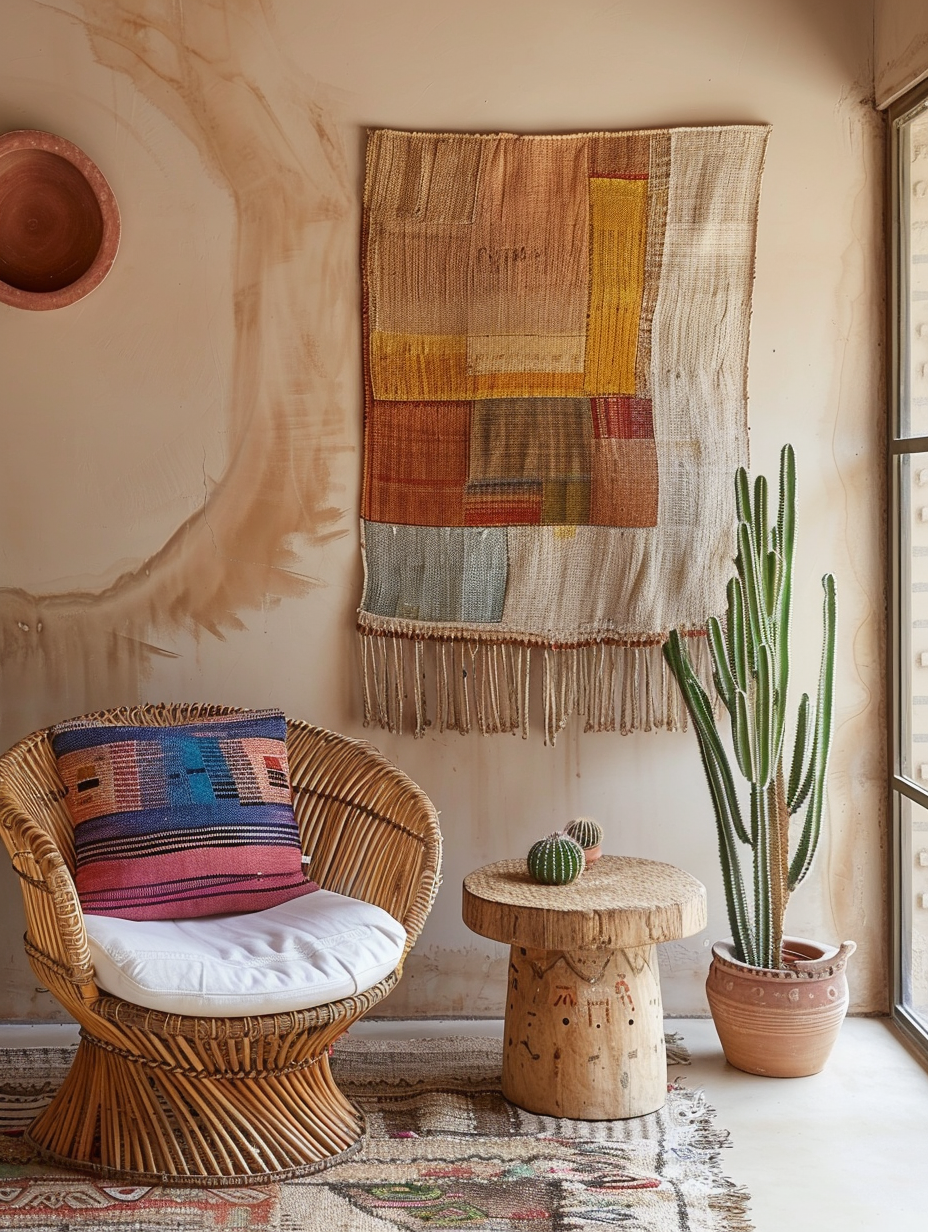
<box><xmin>358</xmin><ymin>126</ymin><xmax>769</xmax><ymax>742</ymax></box>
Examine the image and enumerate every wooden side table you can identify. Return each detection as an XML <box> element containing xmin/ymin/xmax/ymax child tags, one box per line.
<box><xmin>462</xmin><ymin>855</ymin><xmax>706</xmax><ymax>1120</ymax></box>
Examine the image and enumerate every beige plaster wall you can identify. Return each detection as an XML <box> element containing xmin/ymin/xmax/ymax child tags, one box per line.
<box><xmin>876</xmin><ymin>0</ymin><xmax>928</xmax><ymax>108</ymax></box>
<box><xmin>0</xmin><ymin>0</ymin><xmax>884</xmax><ymax>1021</ymax></box>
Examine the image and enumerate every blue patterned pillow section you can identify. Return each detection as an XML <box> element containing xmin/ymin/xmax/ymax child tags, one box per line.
<box><xmin>52</xmin><ymin>710</ymin><xmax>317</xmax><ymax>920</ymax></box>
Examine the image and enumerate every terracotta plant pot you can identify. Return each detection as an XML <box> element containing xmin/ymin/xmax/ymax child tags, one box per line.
<box><xmin>705</xmin><ymin>936</ymin><xmax>856</xmax><ymax>1078</ymax></box>
<box><xmin>582</xmin><ymin>843</ymin><xmax>602</xmax><ymax>865</ymax></box>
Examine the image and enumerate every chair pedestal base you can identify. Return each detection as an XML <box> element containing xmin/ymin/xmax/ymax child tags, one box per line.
<box><xmin>27</xmin><ymin>1033</ymin><xmax>364</xmax><ymax>1185</ymax></box>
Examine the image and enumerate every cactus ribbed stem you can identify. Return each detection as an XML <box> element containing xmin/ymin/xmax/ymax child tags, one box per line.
<box><xmin>565</xmin><ymin>817</ymin><xmax>604</xmax><ymax>851</ymax></box>
<box><xmin>527</xmin><ymin>834</ymin><xmax>585</xmax><ymax>885</ymax></box>
<box><xmin>663</xmin><ymin>445</ymin><xmax>836</xmax><ymax>970</ymax></box>
<box><xmin>768</xmin><ymin>770</ymin><xmax>790</xmax><ymax>968</ymax></box>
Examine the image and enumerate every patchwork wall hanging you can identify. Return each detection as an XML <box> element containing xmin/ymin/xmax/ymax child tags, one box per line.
<box><xmin>358</xmin><ymin>125</ymin><xmax>770</xmax><ymax>741</ymax></box>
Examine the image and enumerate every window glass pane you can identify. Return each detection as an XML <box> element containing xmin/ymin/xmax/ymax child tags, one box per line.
<box><xmin>898</xmin><ymin>452</ymin><xmax>928</xmax><ymax>780</ymax></box>
<box><xmin>899</xmin><ymin>104</ymin><xmax>928</xmax><ymax>438</ymax></box>
<box><xmin>899</xmin><ymin>794</ymin><xmax>928</xmax><ymax>1030</ymax></box>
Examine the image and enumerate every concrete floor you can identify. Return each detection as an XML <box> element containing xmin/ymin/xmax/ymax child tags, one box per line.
<box><xmin>355</xmin><ymin>1015</ymin><xmax>928</xmax><ymax>1232</ymax></box>
<box><xmin>665</xmin><ymin>1016</ymin><xmax>928</xmax><ymax>1232</ymax></box>
<box><xmin>2</xmin><ymin>1015</ymin><xmax>927</xmax><ymax>1230</ymax></box>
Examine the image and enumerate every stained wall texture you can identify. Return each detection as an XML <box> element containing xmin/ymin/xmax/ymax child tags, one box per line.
<box><xmin>0</xmin><ymin>0</ymin><xmax>885</xmax><ymax>1020</ymax></box>
<box><xmin>876</xmin><ymin>0</ymin><xmax>928</xmax><ymax>108</ymax></box>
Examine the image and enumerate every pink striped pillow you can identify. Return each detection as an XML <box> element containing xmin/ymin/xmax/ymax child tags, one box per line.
<box><xmin>52</xmin><ymin>710</ymin><xmax>318</xmax><ymax>920</ymax></box>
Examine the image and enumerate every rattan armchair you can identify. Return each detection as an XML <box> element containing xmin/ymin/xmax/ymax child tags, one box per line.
<box><xmin>0</xmin><ymin>703</ymin><xmax>442</xmax><ymax>1185</ymax></box>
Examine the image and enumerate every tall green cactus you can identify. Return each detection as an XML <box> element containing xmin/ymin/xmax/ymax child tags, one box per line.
<box><xmin>663</xmin><ymin>445</ymin><xmax>836</xmax><ymax>970</ymax></box>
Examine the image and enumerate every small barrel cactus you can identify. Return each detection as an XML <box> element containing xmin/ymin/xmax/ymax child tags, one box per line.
<box><xmin>527</xmin><ymin>832</ymin><xmax>585</xmax><ymax>885</ymax></box>
<box><xmin>565</xmin><ymin>816</ymin><xmax>604</xmax><ymax>864</ymax></box>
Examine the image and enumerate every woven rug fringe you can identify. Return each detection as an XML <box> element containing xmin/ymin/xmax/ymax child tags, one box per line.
<box><xmin>359</xmin><ymin>631</ymin><xmax>716</xmax><ymax>743</ymax></box>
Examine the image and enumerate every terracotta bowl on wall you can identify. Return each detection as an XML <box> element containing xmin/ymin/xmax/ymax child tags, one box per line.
<box><xmin>0</xmin><ymin>130</ymin><xmax>120</xmax><ymax>311</ymax></box>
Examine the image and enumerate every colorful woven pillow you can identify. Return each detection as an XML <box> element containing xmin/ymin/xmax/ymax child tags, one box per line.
<box><xmin>52</xmin><ymin>710</ymin><xmax>318</xmax><ymax>921</ymax></box>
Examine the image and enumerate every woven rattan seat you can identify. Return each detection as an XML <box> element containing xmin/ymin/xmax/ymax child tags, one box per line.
<box><xmin>0</xmin><ymin>703</ymin><xmax>442</xmax><ymax>1185</ymax></box>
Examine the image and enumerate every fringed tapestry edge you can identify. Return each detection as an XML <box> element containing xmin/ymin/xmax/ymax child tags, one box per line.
<box><xmin>357</xmin><ymin>621</ymin><xmax>716</xmax><ymax>745</ymax></box>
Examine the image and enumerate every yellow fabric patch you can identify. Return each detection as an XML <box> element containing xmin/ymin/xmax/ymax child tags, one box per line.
<box><xmin>542</xmin><ymin>479</ymin><xmax>592</xmax><ymax>526</ymax></box>
<box><xmin>371</xmin><ymin>332</ymin><xmax>587</xmax><ymax>401</ymax></box>
<box><xmin>584</xmin><ymin>178</ymin><xmax>649</xmax><ymax>395</ymax></box>
<box><xmin>370</xmin><ymin>333</ymin><xmax>468</xmax><ymax>401</ymax></box>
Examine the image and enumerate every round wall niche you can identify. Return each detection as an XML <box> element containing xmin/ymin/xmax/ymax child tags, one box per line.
<box><xmin>0</xmin><ymin>129</ymin><xmax>120</xmax><ymax>310</ymax></box>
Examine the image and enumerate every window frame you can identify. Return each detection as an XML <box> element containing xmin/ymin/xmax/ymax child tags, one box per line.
<box><xmin>888</xmin><ymin>75</ymin><xmax>928</xmax><ymax>1059</ymax></box>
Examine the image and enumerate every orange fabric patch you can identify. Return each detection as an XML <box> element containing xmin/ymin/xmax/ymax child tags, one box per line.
<box><xmin>589</xmin><ymin>439</ymin><xmax>659</xmax><ymax>527</ymax></box>
<box><xmin>363</xmin><ymin>401</ymin><xmax>470</xmax><ymax>526</ymax></box>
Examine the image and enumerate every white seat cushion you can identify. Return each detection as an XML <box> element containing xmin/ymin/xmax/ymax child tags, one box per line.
<box><xmin>84</xmin><ymin>889</ymin><xmax>407</xmax><ymax>1017</ymax></box>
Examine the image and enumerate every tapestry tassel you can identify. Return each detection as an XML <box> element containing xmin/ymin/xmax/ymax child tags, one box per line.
<box><xmin>358</xmin><ymin>632</ymin><xmax>711</xmax><ymax>743</ymax></box>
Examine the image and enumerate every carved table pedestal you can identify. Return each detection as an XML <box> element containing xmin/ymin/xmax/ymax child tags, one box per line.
<box><xmin>462</xmin><ymin>855</ymin><xmax>706</xmax><ymax>1119</ymax></box>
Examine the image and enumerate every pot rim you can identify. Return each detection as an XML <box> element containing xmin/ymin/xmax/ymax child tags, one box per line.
<box><xmin>711</xmin><ymin>936</ymin><xmax>856</xmax><ymax>979</ymax></box>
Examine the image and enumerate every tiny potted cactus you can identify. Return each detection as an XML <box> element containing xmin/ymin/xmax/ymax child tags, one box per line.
<box><xmin>565</xmin><ymin>816</ymin><xmax>604</xmax><ymax>864</ymax></box>
<box><xmin>663</xmin><ymin>445</ymin><xmax>854</xmax><ymax>1078</ymax></box>
<box><xmin>527</xmin><ymin>832</ymin><xmax>585</xmax><ymax>885</ymax></box>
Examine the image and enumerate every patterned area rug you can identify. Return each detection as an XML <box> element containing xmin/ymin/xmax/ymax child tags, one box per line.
<box><xmin>0</xmin><ymin>1035</ymin><xmax>751</xmax><ymax>1231</ymax></box>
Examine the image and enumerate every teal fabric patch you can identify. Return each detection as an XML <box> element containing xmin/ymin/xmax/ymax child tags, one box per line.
<box><xmin>363</xmin><ymin>523</ymin><xmax>507</xmax><ymax>623</ymax></box>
